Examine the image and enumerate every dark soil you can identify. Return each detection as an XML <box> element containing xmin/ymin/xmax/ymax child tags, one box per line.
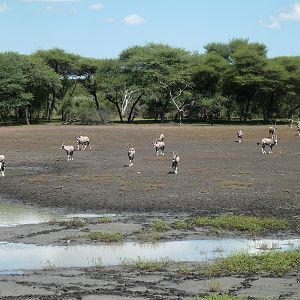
<box><xmin>1</xmin><ymin>124</ymin><xmax>300</xmax><ymax>299</ymax></box>
<box><xmin>0</xmin><ymin>124</ymin><xmax>299</xmax><ymax>218</ymax></box>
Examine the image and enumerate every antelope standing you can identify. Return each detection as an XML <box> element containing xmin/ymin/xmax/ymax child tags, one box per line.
<box><xmin>257</xmin><ymin>133</ymin><xmax>278</xmax><ymax>154</ymax></box>
<box><xmin>172</xmin><ymin>152</ymin><xmax>180</xmax><ymax>174</ymax></box>
<box><xmin>76</xmin><ymin>136</ymin><xmax>91</xmax><ymax>150</ymax></box>
<box><xmin>0</xmin><ymin>155</ymin><xmax>5</xmax><ymax>177</ymax></box>
<box><xmin>60</xmin><ymin>142</ymin><xmax>75</xmax><ymax>161</ymax></box>
<box><xmin>236</xmin><ymin>130</ymin><xmax>243</xmax><ymax>142</ymax></box>
<box><xmin>288</xmin><ymin>118</ymin><xmax>293</xmax><ymax>128</ymax></box>
<box><xmin>268</xmin><ymin>126</ymin><xmax>276</xmax><ymax>138</ymax></box>
<box><xmin>153</xmin><ymin>140</ymin><xmax>165</xmax><ymax>156</ymax></box>
<box><xmin>127</xmin><ymin>147</ymin><xmax>135</xmax><ymax>167</ymax></box>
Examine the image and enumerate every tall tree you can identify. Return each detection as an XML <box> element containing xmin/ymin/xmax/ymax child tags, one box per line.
<box><xmin>34</xmin><ymin>48</ymin><xmax>80</xmax><ymax>121</ymax></box>
<box><xmin>225</xmin><ymin>43</ymin><xmax>267</xmax><ymax>121</ymax></box>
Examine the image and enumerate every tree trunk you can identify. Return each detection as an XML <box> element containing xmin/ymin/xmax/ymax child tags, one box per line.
<box><xmin>92</xmin><ymin>92</ymin><xmax>100</xmax><ymax>111</ymax></box>
<box><xmin>25</xmin><ymin>107</ymin><xmax>30</xmax><ymax>125</ymax></box>
<box><xmin>48</xmin><ymin>88</ymin><xmax>56</xmax><ymax>122</ymax></box>
<box><xmin>127</xmin><ymin>93</ymin><xmax>143</xmax><ymax>123</ymax></box>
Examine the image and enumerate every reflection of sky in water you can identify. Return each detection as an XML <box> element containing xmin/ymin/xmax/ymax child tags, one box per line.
<box><xmin>0</xmin><ymin>239</ymin><xmax>299</xmax><ymax>272</ymax></box>
<box><xmin>0</xmin><ymin>203</ymin><xmax>57</xmax><ymax>226</ymax></box>
<box><xmin>0</xmin><ymin>202</ymin><xmax>115</xmax><ymax>227</ymax></box>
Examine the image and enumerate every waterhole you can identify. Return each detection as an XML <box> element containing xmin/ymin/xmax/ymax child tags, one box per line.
<box><xmin>0</xmin><ymin>238</ymin><xmax>299</xmax><ymax>274</ymax></box>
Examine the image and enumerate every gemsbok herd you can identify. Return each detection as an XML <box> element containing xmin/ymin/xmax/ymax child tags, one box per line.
<box><xmin>1</xmin><ymin>118</ymin><xmax>300</xmax><ymax>178</ymax></box>
<box><xmin>57</xmin><ymin>133</ymin><xmax>180</xmax><ymax>174</ymax></box>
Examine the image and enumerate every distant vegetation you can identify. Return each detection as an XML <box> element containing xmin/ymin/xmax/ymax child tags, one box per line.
<box><xmin>1</xmin><ymin>38</ymin><xmax>300</xmax><ymax>125</ymax></box>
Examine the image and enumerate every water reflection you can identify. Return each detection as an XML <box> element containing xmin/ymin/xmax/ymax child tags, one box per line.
<box><xmin>0</xmin><ymin>202</ymin><xmax>115</xmax><ymax>227</ymax></box>
<box><xmin>0</xmin><ymin>238</ymin><xmax>299</xmax><ymax>273</ymax></box>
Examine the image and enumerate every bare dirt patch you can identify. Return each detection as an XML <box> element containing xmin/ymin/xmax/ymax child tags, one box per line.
<box><xmin>0</xmin><ymin>124</ymin><xmax>299</xmax><ymax>217</ymax></box>
<box><xmin>1</xmin><ymin>123</ymin><xmax>300</xmax><ymax>299</ymax></box>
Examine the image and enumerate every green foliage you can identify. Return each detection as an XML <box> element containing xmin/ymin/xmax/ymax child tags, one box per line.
<box><xmin>60</xmin><ymin>95</ymin><xmax>108</xmax><ymax>124</ymax></box>
<box><xmin>135</xmin><ymin>229</ymin><xmax>164</xmax><ymax>242</ymax></box>
<box><xmin>86</xmin><ymin>231</ymin><xmax>124</xmax><ymax>242</ymax></box>
<box><xmin>187</xmin><ymin>296</ymin><xmax>246</xmax><ymax>300</ymax></box>
<box><xmin>192</xmin><ymin>215</ymin><xmax>289</xmax><ymax>234</ymax></box>
<box><xmin>203</xmin><ymin>249</ymin><xmax>300</xmax><ymax>276</ymax></box>
<box><xmin>57</xmin><ymin>218</ymin><xmax>86</xmax><ymax>228</ymax></box>
<box><xmin>1</xmin><ymin>39</ymin><xmax>300</xmax><ymax>124</ymax></box>
<box><xmin>121</xmin><ymin>256</ymin><xmax>171</xmax><ymax>271</ymax></box>
<box><xmin>151</xmin><ymin>219</ymin><xmax>170</xmax><ymax>232</ymax></box>
<box><xmin>95</xmin><ymin>217</ymin><xmax>112</xmax><ymax>224</ymax></box>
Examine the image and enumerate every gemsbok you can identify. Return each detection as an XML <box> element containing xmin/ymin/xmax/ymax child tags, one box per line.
<box><xmin>75</xmin><ymin>136</ymin><xmax>91</xmax><ymax>150</ymax></box>
<box><xmin>153</xmin><ymin>140</ymin><xmax>165</xmax><ymax>156</ymax></box>
<box><xmin>257</xmin><ymin>133</ymin><xmax>278</xmax><ymax>154</ymax></box>
<box><xmin>0</xmin><ymin>155</ymin><xmax>5</xmax><ymax>177</ymax></box>
<box><xmin>127</xmin><ymin>147</ymin><xmax>135</xmax><ymax>167</ymax></box>
<box><xmin>172</xmin><ymin>152</ymin><xmax>180</xmax><ymax>174</ymax></box>
<box><xmin>236</xmin><ymin>130</ymin><xmax>243</xmax><ymax>142</ymax></box>
<box><xmin>60</xmin><ymin>142</ymin><xmax>75</xmax><ymax>161</ymax></box>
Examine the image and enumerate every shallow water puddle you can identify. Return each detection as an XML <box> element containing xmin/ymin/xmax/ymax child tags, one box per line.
<box><xmin>0</xmin><ymin>238</ymin><xmax>299</xmax><ymax>273</ymax></box>
<box><xmin>0</xmin><ymin>202</ymin><xmax>115</xmax><ymax>227</ymax></box>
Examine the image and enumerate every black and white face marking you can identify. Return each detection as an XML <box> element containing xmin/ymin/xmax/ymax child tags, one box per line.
<box><xmin>237</xmin><ymin>130</ymin><xmax>243</xmax><ymax>142</ymax></box>
<box><xmin>0</xmin><ymin>161</ymin><xmax>5</xmax><ymax>177</ymax></box>
<box><xmin>127</xmin><ymin>147</ymin><xmax>135</xmax><ymax>166</ymax></box>
<box><xmin>172</xmin><ymin>154</ymin><xmax>179</xmax><ymax>174</ymax></box>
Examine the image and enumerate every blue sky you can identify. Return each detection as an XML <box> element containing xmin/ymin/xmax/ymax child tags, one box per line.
<box><xmin>0</xmin><ymin>0</ymin><xmax>300</xmax><ymax>59</ymax></box>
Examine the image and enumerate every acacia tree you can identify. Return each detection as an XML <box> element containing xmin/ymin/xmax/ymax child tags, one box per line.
<box><xmin>225</xmin><ymin>42</ymin><xmax>268</xmax><ymax>121</ymax></box>
<box><xmin>78</xmin><ymin>57</ymin><xmax>102</xmax><ymax>111</ymax></box>
<box><xmin>120</xmin><ymin>43</ymin><xmax>195</xmax><ymax>124</ymax></box>
<box><xmin>0</xmin><ymin>52</ymin><xmax>29</xmax><ymax>122</ymax></box>
<box><xmin>0</xmin><ymin>52</ymin><xmax>60</xmax><ymax>124</ymax></box>
<box><xmin>94</xmin><ymin>59</ymin><xmax>131</xmax><ymax>123</ymax></box>
<box><xmin>274</xmin><ymin>56</ymin><xmax>300</xmax><ymax>118</ymax></box>
<box><xmin>34</xmin><ymin>48</ymin><xmax>80</xmax><ymax>121</ymax></box>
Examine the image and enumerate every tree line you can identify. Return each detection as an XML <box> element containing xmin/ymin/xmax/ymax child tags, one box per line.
<box><xmin>1</xmin><ymin>38</ymin><xmax>300</xmax><ymax>125</ymax></box>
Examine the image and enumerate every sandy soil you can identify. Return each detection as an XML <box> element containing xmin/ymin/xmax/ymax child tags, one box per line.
<box><xmin>0</xmin><ymin>123</ymin><xmax>300</xmax><ymax>299</ymax></box>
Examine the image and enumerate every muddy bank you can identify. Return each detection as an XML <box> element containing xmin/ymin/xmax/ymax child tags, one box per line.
<box><xmin>0</xmin><ymin>212</ymin><xmax>299</xmax><ymax>299</ymax></box>
<box><xmin>0</xmin><ymin>264</ymin><xmax>299</xmax><ymax>299</ymax></box>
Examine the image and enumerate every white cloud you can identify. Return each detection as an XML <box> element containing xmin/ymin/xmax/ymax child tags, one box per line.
<box><xmin>0</xmin><ymin>3</ymin><xmax>8</xmax><ymax>12</ymax></box>
<box><xmin>261</xmin><ymin>2</ymin><xmax>300</xmax><ymax>29</ymax></box>
<box><xmin>89</xmin><ymin>3</ymin><xmax>103</xmax><ymax>11</ymax></box>
<box><xmin>123</xmin><ymin>14</ymin><xmax>145</xmax><ymax>25</ymax></box>
<box><xmin>279</xmin><ymin>3</ymin><xmax>300</xmax><ymax>21</ymax></box>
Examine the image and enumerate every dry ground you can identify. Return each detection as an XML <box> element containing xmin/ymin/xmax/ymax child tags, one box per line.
<box><xmin>0</xmin><ymin>123</ymin><xmax>300</xmax><ymax>218</ymax></box>
<box><xmin>1</xmin><ymin>123</ymin><xmax>300</xmax><ymax>299</ymax></box>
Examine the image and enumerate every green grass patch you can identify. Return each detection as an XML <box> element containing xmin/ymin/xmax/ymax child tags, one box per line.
<box><xmin>172</xmin><ymin>220</ymin><xmax>195</xmax><ymax>230</ymax></box>
<box><xmin>121</xmin><ymin>256</ymin><xmax>172</xmax><ymax>271</ymax></box>
<box><xmin>135</xmin><ymin>229</ymin><xmax>164</xmax><ymax>242</ymax></box>
<box><xmin>193</xmin><ymin>215</ymin><xmax>289</xmax><ymax>234</ymax></box>
<box><xmin>95</xmin><ymin>217</ymin><xmax>113</xmax><ymax>224</ymax></box>
<box><xmin>42</xmin><ymin>259</ymin><xmax>56</xmax><ymax>271</ymax></box>
<box><xmin>86</xmin><ymin>231</ymin><xmax>124</xmax><ymax>243</ymax></box>
<box><xmin>187</xmin><ymin>296</ymin><xmax>247</xmax><ymax>300</ymax></box>
<box><xmin>151</xmin><ymin>219</ymin><xmax>170</xmax><ymax>232</ymax></box>
<box><xmin>53</xmin><ymin>218</ymin><xmax>86</xmax><ymax>228</ymax></box>
<box><xmin>203</xmin><ymin>249</ymin><xmax>300</xmax><ymax>277</ymax></box>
